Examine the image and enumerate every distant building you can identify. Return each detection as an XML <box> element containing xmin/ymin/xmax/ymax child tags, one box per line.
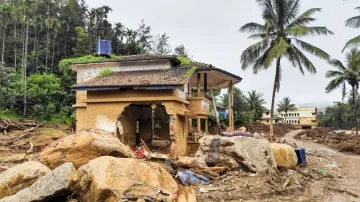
<box><xmin>259</xmin><ymin>109</ymin><xmax>283</xmax><ymax>124</ymax></box>
<box><xmin>278</xmin><ymin>108</ymin><xmax>318</xmax><ymax>129</ymax></box>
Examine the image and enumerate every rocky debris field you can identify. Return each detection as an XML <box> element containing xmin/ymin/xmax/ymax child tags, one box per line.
<box><xmin>295</xmin><ymin>127</ymin><xmax>360</xmax><ymax>155</ymax></box>
<box><xmin>0</xmin><ymin>124</ymin><xmax>359</xmax><ymax>201</ymax></box>
<box><xmin>247</xmin><ymin>122</ymin><xmax>296</xmax><ymax>137</ymax></box>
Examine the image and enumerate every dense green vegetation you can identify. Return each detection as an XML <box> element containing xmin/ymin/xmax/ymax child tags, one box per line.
<box><xmin>0</xmin><ymin>0</ymin><xmax>189</xmax><ymax>122</ymax></box>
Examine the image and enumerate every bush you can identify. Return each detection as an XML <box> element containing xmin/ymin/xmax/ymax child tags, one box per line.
<box><xmin>98</xmin><ymin>68</ymin><xmax>113</xmax><ymax>77</ymax></box>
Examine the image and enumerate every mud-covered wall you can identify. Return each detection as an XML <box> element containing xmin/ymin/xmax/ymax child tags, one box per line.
<box><xmin>187</xmin><ymin>98</ymin><xmax>211</xmax><ymax>116</ymax></box>
<box><xmin>162</xmin><ymin>101</ymin><xmax>189</xmax><ymax>156</ymax></box>
<box><xmin>75</xmin><ymin>91</ymin><xmax>189</xmax><ymax>156</ymax></box>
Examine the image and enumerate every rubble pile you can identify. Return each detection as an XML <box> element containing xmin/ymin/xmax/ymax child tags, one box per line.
<box><xmin>0</xmin><ymin>126</ymin><xmax>349</xmax><ymax>202</ymax></box>
<box><xmin>0</xmin><ymin>122</ymin><xmax>68</xmax><ymax>174</ymax></box>
<box><xmin>296</xmin><ymin>127</ymin><xmax>360</xmax><ymax>155</ymax></box>
<box><xmin>247</xmin><ymin>122</ymin><xmax>296</xmax><ymax>137</ymax></box>
<box><xmin>0</xmin><ymin>118</ymin><xmax>42</xmax><ymax>134</ymax></box>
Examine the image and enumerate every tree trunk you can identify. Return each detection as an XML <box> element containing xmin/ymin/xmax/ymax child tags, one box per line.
<box><xmin>23</xmin><ymin>23</ymin><xmax>29</xmax><ymax>116</ymax></box>
<box><xmin>35</xmin><ymin>32</ymin><xmax>39</xmax><ymax>73</ymax></box>
<box><xmin>14</xmin><ymin>22</ymin><xmax>17</xmax><ymax>71</ymax></box>
<box><xmin>270</xmin><ymin>58</ymin><xmax>281</xmax><ymax>141</ymax></box>
<box><xmin>353</xmin><ymin>85</ymin><xmax>358</xmax><ymax>134</ymax></box>
<box><xmin>210</xmin><ymin>89</ymin><xmax>221</xmax><ymax>133</ymax></box>
<box><xmin>51</xmin><ymin>40</ymin><xmax>55</xmax><ymax>73</ymax></box>
<box><xmin>45</xmin><ymin>25</ymin><xmax>49</xmax><ymax>72</ymax></box>
<box><xmin>2</xmin><ymin>26</ymin><xmax>6</xmax><ymax>65</ymax></box>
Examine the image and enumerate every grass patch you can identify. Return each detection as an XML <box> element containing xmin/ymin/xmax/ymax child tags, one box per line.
<box><xmin>98</xmin><ymin>68</ymin><xmax>113</xmax><ymax>77</ymax></box>
<box><xmin>0</xmin><ymin>109</ymin><xmax>21</xmax><ymax>120</ymax></box>
<box><xmin>177</xmin><ymin>56</ymin><xmax>191</xmax><ymax>65</ymax></box>
<box><xmin>184</xmin><ymin>66</ymin><xmax>197</xmax><ymax>78</ymax></box>
<box><xmin>59</xmin><ymin>55</ymin><xmax>122</xmax><ymax>73</ymax></box>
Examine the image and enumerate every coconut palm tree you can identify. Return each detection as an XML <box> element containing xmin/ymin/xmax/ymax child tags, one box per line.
<box><xmin>277</xmin><ymin>97</ymin><xmax>296</xmax><ymax>122</ymax></box>
<box><xmin>343</xmin><ymin>7</ymin><xmax>360</xmax><ymax>52</ymax></box>
<box><xmin>325</xmin><ymin>48</ymin><xmax>360</xmax><ymax>134</ymax></box>
<box><xmin>239</xmin><ymin>0</ymin><xmax>333</xmax><ymax>140</ymax></box>
<box><xmin>245</xmin><ymin>90</ymin><xmax>266</xmax><ymax>121</ymax></box>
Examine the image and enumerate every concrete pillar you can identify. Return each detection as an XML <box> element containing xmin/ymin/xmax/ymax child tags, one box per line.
<box><xmin>197</xmin><ymin>73</ymin><xmax>201</xmax><ymax>97</ymax></box>
<box><xmin>205</xmin><ymin>118</ymin><xmax>209</xmax><ymax>134</ymax></box>
<box><xmin>197</xmin><ymin>117</ymin><xmax>201</xmax><ymax>133</ymax></box>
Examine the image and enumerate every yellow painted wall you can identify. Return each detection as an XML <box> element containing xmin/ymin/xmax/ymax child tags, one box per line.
<box><xmin>75</xmin><ymin>91</ymin><xmax>189</xmax><ymax>156</ymax></box>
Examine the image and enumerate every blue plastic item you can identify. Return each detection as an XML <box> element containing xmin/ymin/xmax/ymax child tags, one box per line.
<box><xmin>177</xmin><ymin>170</ymin><xmax>210</xmax><ymax>186</ymax></box>
<box><xmin>295</xmin><ymin>148</ymin><xmax>307</xmax><ymax>168</ymax></box>
<box><xmin>96</xmin><ymin>40</ymin><xmax>112</xmax><ymax>56</ymax></box>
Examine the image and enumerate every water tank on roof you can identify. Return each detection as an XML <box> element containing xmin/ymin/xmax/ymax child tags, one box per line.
<box><xmin>96</xmin><ymin>40</ymin><xmax>112</xmax><ymax>57</ymax></box>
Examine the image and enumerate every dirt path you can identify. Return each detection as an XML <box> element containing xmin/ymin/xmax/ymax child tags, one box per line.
<box><xmin>283</xmin><ymin>130</ymin><xmax>360</xmax><ymax>202</ymax></box>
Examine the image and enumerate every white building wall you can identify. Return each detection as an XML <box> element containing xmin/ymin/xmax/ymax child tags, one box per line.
<box><xmin>279</xmin><ymin>108</ymin><xmax>317</xmax><ymax>125</ymax></box>
<box><xmin>73</xmin><ymin>60</ymin><xmax>172</xmax><ymax>83</ymax></box>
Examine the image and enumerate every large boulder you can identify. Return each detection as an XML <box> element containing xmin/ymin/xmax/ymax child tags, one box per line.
<box><xmin>0</xmin><ymin>161</ymin><xmax>50</xmax><ymax>199</ymax></box>
<box><xmin>195</xmin><ymin>135</ymin><xmax>277</xmax><ymax>173</ymax></box>
<box><xmin>0</xmin><ymin>162</ymin><xmax>77</xmax><ymax>202</ymax></box>
<box><xmin>270</xmin><ymin>143</ymin><xmax>298</xmax><ymax>169</ymax></box>
<box><xmin>38</xmin><ymin>128</ymin><xmax>135</xmax><ymax>169</ymax></box>
<box><xmin>178</xmin><ymin>187</ymin><xmax>197</xmax><ymax>202</ymax></box>
<box><xmin>76</xmin><ymin>156</ymin><xmax>178</xmax><ymax>202</ymax></box>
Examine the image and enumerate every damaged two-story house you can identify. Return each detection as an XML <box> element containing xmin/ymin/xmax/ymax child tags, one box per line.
<box><xmin>71</xmin><ymin>55</ymin><xmax>242</xmax><ymax>157</ymax></box>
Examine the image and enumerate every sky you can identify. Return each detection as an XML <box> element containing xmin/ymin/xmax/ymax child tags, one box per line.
<box><xmin>85</xmin><ymin>0</ymin><xmax>360</xmax><ymax>110</ymax></box>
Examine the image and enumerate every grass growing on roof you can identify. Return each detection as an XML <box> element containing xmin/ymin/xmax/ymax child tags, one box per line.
<box><xmin>98</xmin><ymin>68</ymin><xmax>113</xmax><ymax>77</ymax></box>
<box><xmin>59</xmin><ymin>55</ymin><xmax>122</xmax><ymax>73</ymax></box>
<box><xmin>177</xmin><ymin>56</ymin><xmax>191</xmax><ymax>65</ymax></box>
<box><xmin>184</xmin><ymin>66</ymin><xmax>197</xmax><ymax>78</ymax></box>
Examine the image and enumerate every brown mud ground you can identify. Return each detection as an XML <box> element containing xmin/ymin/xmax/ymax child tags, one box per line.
<box><xmin>295</xmin><ymin>127</ymin><xmax>360</xmax><ymax>155</ymax></box>
<box><xmin>0</xmin><ymin>123</ymin><xmax>70</xmax><ymax>173</ymax></box>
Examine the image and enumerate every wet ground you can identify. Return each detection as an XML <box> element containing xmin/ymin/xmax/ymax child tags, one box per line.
<box><xmin>283</xmin><ymin>130</ymin><xmax>360</xmax><ymax>202</ymax></box>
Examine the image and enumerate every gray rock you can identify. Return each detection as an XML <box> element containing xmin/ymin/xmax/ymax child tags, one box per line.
<box><xmin>0</xmin><ymin>163</ymin><xmax>77</xmax><ymax>202</ymax></box>
<box><xmin>253</xmin><ymin>132</ymin><xmax>266</xmax><ymax>139</ymax></box>
<box><xmin>0</xmin><ymin>161</ymin><xmax>50</xmax><ymax>199</ymax></box>
<box><xmin>195</xmin><ymin>135</ymin><xmax>277</xmax><ymax>173</ymax></box>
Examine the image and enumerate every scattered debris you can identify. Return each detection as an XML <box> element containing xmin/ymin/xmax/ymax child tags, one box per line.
<box><xmin>247</xmin><ymin>122</ymin><xmax>295</xmax><ymax>137</ymax></box>
<box><xmin>295</xmin><ymin>127</ymin><xmax>360</xmax><ymax>155</ymax></box>
<box><xmin>177</xmin><ymin>170</ymin><xmax>210</xmax><ymax>186</ymax></box>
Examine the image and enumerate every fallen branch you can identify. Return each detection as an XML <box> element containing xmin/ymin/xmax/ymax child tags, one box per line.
<box><xmin>327</xmin><ymin>187</ymin><xmax>358</xmax><ymax>198</ymax></box>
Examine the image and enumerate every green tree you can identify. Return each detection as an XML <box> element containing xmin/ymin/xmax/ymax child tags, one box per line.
<box><xmin>245</xmin><ymin>90</ymin><xmax>266</xmax><ymax>121</ymax></box>
<box><xmin>152</xmin><ymin>33</ymin><xmax>171</xmax><ymax>54</ymax></box>
<box><xmin>325</xmin><ymin>48</ymin><xmax>360</xmax><ymax>134</ymax></box>
<box><xmin>0</xmin><ymin>3</ymin><xmax>15</xmax><ymax>65</ymax></box>
<box><xmin>221</xmin><ymin>87</ymin><xmax>250</xmax><ymax>127</ymax></box>
<box><xmin>277</xmin><ymin>97</ymin><xmax>296</xmax><ymax>122</ymax></box>
<box><xmin>343</xmin><ymin>7</ymin><xmax>360</xmax><ymax>52</ymax></box>
<box><xmin>174</xmin><ymin>44</ymin><xmax>190</xmax><ymax>58</ymax></box>
<box><xmin>239</xmin><ymin>0</ymin><xmax>332</xmax><ymax>139</ymax></box>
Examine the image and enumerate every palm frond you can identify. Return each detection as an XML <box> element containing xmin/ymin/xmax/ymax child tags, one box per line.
<box><xmin>287</xmin><ymin>26</ymin><xmax>333</xmax><ymax>37</ymax></box>
<box><xmin>294</xmin><ymin>39</ymin><xmax>330</xmax><ymax>60</ymax></box>
<box><xmin>240</xmin><ymin>40</ymin><xmax>269</xmax><ymax>70</ymax></box>
<box><xmin>287</xmin><ymin>8</ymin><xmax>321</xmax><ymax>28</ymax></box>
<box><xmin>345</xmin><ymin>15</ymin><xmax>360</xmax><ymax>28</ymax></box>
<box><xmin>285</xmin><ymin>46</ymin><xmax>304</xmax><ymax>74</ymax></box>
<box><xmin>328</xmin><ymin>59</ymin><xmax>346</xmax><ymax>71</ymax></box>
<box><xmin>342</xmin><ymin>35</ymin><xmax>360</xmax><ymax>52</ymax></box>
<box><xmin>325</xmin><ymin>70</ymin><xmax>344</xmax><ymax>78</ymax></box>
<box><xmin>290</xmin><ymin>45</ymin><xmax>316</xmax><ymax>74</ymax></box>
<box><xmin>325</xmin><ymin>77</ymin><xmax>345</xmax><ymax>94</ymax></box>
<box><xmin>239</xmin><ymin>23</ymin><xmax>267</xmax><ymax>33</ymax></box>
<box><xmin>265</xmin><ymin>37</ymin><xmax>290</xmax><ymax>67</ymax></box>
<box><xmin>285</xmin><ymin>0</ymin><xmax>300</xmax><ymax>23</ymax></box>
